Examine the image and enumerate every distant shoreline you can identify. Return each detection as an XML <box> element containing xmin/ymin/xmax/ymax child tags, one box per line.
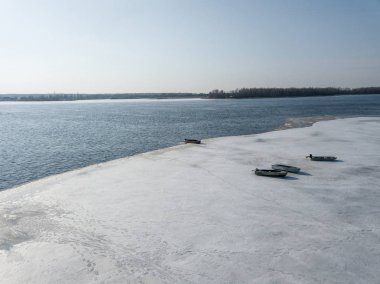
<box><xmin>0</xmin><ymin>93</ymin><xmax>378</xmax><ymax>103</ymax></box>
<box><xmin>0</xmin><ymin>98</ymin><xmax>206</xmax><ymax>105</ymax></box>
<box><xmin>0</xmin><ymin>87</ymin><xmax>379</xmax><ymax>102</ymax></box>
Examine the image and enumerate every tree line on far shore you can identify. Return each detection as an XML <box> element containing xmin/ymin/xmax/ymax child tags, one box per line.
<box><xmin>207</xmin><ymin>87</ymin><xmax>380</xmax><ymax>99</ymax></box>
<box><xmin>1</xmin><ymin>87</ymin><xmax>379</xmax><ymax>101</ymax></box>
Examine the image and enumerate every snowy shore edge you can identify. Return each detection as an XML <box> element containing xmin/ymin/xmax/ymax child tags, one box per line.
<box><xmin>1</xmin><ymin>117</ymin><xmax>380</xmax><ymax>283</ymax></box>
<box><xmin>1</xmin><ymin>115</ymin><xmax>338</xmax><ymax>192</ymax></box>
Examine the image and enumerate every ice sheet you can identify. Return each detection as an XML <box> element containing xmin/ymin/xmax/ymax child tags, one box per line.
<box><xmin>1</xmin><ymin>117</ymin><xmax>379</xmax><ymax>283</ymax></box>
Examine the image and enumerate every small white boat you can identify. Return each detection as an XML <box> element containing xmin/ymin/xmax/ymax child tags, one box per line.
<box><xmin>306</xmin><ymin>154</ymin><xmax>337</xmax><ymax>161</ymax></box>
<box><xmin>272</xmin><ymin>164</ymin><xmax>300</xmax><ymax>173</ymax></box>
<box><xmin>254</xmin><ymin>168</ymin><xmax>287</xmax><ymax>177</ymax></box>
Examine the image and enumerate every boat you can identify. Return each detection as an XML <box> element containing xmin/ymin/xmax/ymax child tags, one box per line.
<box><xmin>184</xmin><ymin>139</ymin><xmax>201</xmax><ymax>144</ymax></box>
<box><xmin>272</xmin><ymin>164</ymin><xmax>300</xmax><ymax>173</ymax></box>
<box><xmin>306</xmin><ymin>154</ymin><xmax>337</xmax><ymax>161</ymax></box>
<box><xmin>254</xmin><ymin>168</ymin><xmax>287</xmax><ymax>177</ymax></box>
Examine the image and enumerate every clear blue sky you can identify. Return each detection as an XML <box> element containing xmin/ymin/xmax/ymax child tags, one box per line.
<box><xmin>0</xmin><ymin>0</ymin><xmax>379</xmax><ymax>93</ymax></box>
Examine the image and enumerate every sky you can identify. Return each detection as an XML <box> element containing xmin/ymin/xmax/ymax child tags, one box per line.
<box><xmin>0</xmin><ymin>0</ymin><xmax>379</xmax><ymax>94</ymax></box>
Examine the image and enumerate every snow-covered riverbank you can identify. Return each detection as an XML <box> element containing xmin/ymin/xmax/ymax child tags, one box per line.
<box><xmin>1</xmin><ymin>117</ymin><xmax>379</xmax><ymax>283</ymax></box>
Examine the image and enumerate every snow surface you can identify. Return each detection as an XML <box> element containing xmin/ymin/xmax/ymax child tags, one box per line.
<box><xmin>1</xmin><ymin>117</ymin><xmax>380</xmax><ymax>284</ymax></box>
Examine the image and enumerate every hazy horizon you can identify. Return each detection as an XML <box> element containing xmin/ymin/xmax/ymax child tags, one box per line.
<box><xmin>1</xmin><ymin>0</ymin><xmax>379</xmax><ymax>93</ymax></box>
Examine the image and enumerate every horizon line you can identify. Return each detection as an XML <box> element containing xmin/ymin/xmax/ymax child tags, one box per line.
<box><xmin>1</xmin><ymin>86</ymin><xmax>380</xmax><ymax>96</ymax></box>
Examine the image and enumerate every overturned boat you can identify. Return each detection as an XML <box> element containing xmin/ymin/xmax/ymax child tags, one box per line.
<box><xmin>254</xmin><ymin>168</ymin><xmax>287</xmax><ymax>177</ymax></box>
<box><xmin>184</xmin><ymin>139</ymin><xmax>201</xmax><ymax>144</ymax></box>
<box><xmin>272</xmin><ymin>164</ymin><xmax>300</xmax><ymax>173</ymax></box>
<box><xmin>306</xmin><ymin>154</ymin><xmax>337</xmax><ymax>161</ymax></box>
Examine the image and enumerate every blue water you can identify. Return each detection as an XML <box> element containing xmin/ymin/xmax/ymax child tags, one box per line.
<box><xmin>1</xmin><ymin>94</ymin><xmax>380</xmax><ymax>190</ymax></box>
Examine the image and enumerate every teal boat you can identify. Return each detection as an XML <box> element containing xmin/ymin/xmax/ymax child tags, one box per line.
<box><xmin>272</xmin><ymin>164</ymin><xmax>300</xmax><ymax>173</ymax></box>
<box><xmin>254</xmin><ymin>168</ymin><xmax>287</xmax><ymax>177</ymax></box>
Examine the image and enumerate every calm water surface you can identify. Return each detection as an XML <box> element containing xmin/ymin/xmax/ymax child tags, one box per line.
<box><xmin>1</xmin><ymin>94</ymin><xmax>380</xmax><ymax>190</ymax></box>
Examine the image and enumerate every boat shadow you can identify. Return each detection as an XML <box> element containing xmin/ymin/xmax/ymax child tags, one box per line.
<box><xmin>297</xmin><ymin>171</ymin><xmax>312</xmax><ymax>176</ymax></box>
<box><xmin>310</xmin><ymin>159</ymin><xmax>344</xmax><ymax>162</ymax></box>
<box><xmin>284</xmin><ymin>176</ymin><xmax>299</xmax><ymax>180</ymax></box>
<box><xmin>254</xmin><ymin>175</ymin><xmax>299</xmax><ymax>180</ymax></box>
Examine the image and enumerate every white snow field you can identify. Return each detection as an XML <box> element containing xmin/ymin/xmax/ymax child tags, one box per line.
<box><xmin>1</xmin><ymin>117</ymin><xmax>380</xmax><ymax>284</ymax></box>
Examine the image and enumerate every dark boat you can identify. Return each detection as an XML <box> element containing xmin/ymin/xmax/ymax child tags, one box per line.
<box><xmin>184</xmin><ymin>139</ymin><xmax>201</xmax><ymax>144</ymax></box>
<box><xmin>272</xmin><ymin>164</ymin><xmax>300</xmax><ymax>173</ymax></box>
<box><xmin>306</xmin><ymin>154</ymin><xmax>337</xmax><ymax>161</ymax></box>
<box><xmin>254</xmin><ymin>168</ymin><xmax>287</xmax><ymax>177</ymax></box>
